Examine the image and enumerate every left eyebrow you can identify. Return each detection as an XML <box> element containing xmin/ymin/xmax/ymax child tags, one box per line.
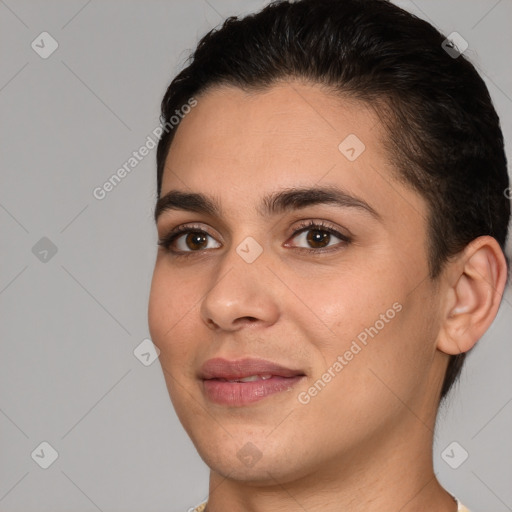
<box><xmin>154</xmin><ymin>185</ymin><xmax>381</xmax><ymax>224</ymax></box>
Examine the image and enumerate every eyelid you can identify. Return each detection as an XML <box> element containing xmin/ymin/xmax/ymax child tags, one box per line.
<box><xmin>157</xmin><ymin>222</ymin><xmax>220</xmax><ymax>251</ymax></box>
<box><xmin>158</xmin><ymin>222</ymin><xmax>214</xmax><ymax>239</ymax></box>
<box><xmin>285</xmin><ymin>219</ymin><xmax>350</xmax><ymax>243</ymax></box>
<box><xmin>281</xmin><ymin>220</ymin><xmax>351</xmax><ymax>256</ymax></box>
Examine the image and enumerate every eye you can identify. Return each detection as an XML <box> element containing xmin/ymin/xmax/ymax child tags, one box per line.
<box><xmin>157</xmin><ymin>220</ymin><xmax>351</xmax><ymax>258</ymax></box>
<box><xmin>285</xmin><ymin>220</ymin><xmax>351</xmax><ymax>252</ymax></box>
<box><xmin>158</xmin><ymin>224</ymin><xmax>220</xmax><ymax>256</ymax></box>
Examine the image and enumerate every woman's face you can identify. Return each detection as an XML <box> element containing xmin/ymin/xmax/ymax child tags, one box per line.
<box><xmin>148</xmin><ymin>81</ymin><xmax>449</xmax><ymax>483</ymax></box>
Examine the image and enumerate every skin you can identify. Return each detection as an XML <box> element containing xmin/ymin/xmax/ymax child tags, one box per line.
<box><xmin>147</xmin><ymin>80</ymin><xmax>508</xmax><ymax>512</ymax></box>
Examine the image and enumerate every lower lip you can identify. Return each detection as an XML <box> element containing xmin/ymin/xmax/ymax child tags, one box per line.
<box><xmin>203</xmin><ymin>376</ymin><xmax>304</xmax><ymax>406</ymax></box>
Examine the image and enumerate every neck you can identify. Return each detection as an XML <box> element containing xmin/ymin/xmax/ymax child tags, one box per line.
<box><xmin>204</xmin><ymin>413</ymin><xmax>457</xmax><ymax>512</ymax></box>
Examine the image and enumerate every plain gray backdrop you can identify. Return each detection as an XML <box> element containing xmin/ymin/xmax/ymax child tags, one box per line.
<box><xmin>1</xmin><ymin>1</ymin><xmax>511</xmax><ymax>511</ymax></box>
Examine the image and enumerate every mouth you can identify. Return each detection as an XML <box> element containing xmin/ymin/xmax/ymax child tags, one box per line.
<box><xmin>199</xmin><ymin>357</ymin><xmax>306</xmax><ymax>406</ymax></box>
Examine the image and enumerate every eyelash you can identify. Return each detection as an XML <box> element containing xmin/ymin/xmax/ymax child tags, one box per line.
<box><xmin>157</xmin><ymin>220</ymin><xmax>351</xmax><ymax>259</ymax></box>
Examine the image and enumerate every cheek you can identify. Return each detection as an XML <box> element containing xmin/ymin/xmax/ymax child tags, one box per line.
<box><xmin>303</xmin><ymin>267</ymin><xmax>399</xmax><ymax>343</ymax></box>
<box><xmin>334</xmin><ymin>285</ymin><xmax>436</xmax><ymax>403</ymax></box>
<box><xmin>148</xmin><ymin>264</ymin><xmax>197</xmax><ymax>358</ymax></box>
<box><xmin>302</xmin><ymin>264</ymin><xmax>426</xmax><ymax>383</ymax></box>
<box><xmin>148</xmin><ymin>266</ymin><xmax>171</xmax><ymax>346</ymax></box>
<box><xmin>148</xmin><ymin>268</ymin><xmax>202</xmax><ymax>418</ymax></box>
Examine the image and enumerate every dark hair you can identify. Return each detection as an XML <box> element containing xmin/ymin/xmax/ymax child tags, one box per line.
<box><xmin>155</xmin><ymin>0</ymin><xmax>510</xmax><ymax>401</ymax></box>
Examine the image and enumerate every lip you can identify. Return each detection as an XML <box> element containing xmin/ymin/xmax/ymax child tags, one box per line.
<box><xmin>199</xmin><ymin>357</ymin><xmax>306</xmax><ymax>406</ymax></box>
<box><xmin>199</xmin><ymin>357</ymin><xmax>305</xmax><ymax>380</ymax></box>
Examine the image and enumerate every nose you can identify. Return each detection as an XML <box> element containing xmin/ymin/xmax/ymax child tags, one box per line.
<box><xmin>200</xmin><ymin>247</ymin><xmax>280</xmax><ymax>332</ymax></box>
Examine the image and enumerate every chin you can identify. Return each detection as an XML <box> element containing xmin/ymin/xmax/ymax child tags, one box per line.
<box><xmin>190</xmin><ymin>427</ymin><xmax>312</xmax><ymax>485</ymax></box>
<box><xmin>204</xmin><ymin>452</ymin><xmax>299</xmax><ymax>484</ymax></box>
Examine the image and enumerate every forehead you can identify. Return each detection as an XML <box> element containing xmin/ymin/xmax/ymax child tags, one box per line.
<box><xmin>165</xmin><ymin>81</ymin><xmax>379</xmax><ymax>173</ymax></box>
<box><xmin>160</xmin><ymin>81</ymin><xmax>426</xmax><ymax>226</ymax></box>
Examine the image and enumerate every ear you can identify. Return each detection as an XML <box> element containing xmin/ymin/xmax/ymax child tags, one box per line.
<box><xmin>437</xmin><ymin>236</ymin><xmax>509</xmax><ymax>355</ymax></box>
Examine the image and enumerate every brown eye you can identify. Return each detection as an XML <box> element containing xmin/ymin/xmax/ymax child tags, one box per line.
<box><xmin>158</xmin><ymin>226</ymin><xmax>221</xmax><ymax>254</ymax></box>
<box><xmin>287</xmin><ymin>221</ymin><xmax>350</xmax><ymax>252</ymax></box>
<box><xmin>183</xmin><ymin>232</ymin><xmax>209</xmax><ymax>251</ymax></box>
<box><xmin>158</xmin><ymin>220</ymin><xmax>350</xmax><ymax>259</ymax></box>
<box><xmin>305</xmin><ymin>229</ymin><xmax>331</xmax><ymax>249</ymax></box>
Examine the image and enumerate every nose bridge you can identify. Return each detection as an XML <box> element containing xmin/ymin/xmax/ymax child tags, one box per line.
<box><xmin>215</xmin><ymin>231</ymin><xmax>268</xmax><ymax>287</ymax></box>
<box><xmin>200</xmin><ymin>235</ymin><xmax>279</xmax><ymax>330</ymax></box>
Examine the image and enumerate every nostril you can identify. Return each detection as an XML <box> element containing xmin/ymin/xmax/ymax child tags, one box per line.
<box><xmin>237</xmin><ymin>316</ymin><xmax>258</xmax><ymax>324</ymax></box>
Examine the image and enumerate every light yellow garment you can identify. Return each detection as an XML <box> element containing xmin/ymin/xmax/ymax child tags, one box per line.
<box><xmin>192</xmin><ymin>498</ymin><xmax>471</xmax><ymax>511</ymax></box>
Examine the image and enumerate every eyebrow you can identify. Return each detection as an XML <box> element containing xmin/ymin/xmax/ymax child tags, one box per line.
<box><xmin>154</xmin><ymin>185</ymin><xmax>381</xmax><ymax>223</ymax></box>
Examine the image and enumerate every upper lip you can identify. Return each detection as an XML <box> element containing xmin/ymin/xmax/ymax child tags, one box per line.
<box><xmin>199</xmin><ymin>357</ymin><xmax>305</xmax><ymax>380</ymax></box>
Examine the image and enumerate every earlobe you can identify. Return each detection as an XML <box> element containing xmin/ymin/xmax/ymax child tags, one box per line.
<box><xmin>437</xmin><ymin>236</ymin><xmax>508</xmax><ymax>356</ymax></box>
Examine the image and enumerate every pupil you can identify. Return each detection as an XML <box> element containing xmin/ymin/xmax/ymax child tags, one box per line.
<box><xmin>307</xmin><ymin>229</ymin><xmax>329</xmax><ymax>248</ymax></box>
<box><xmin>187</xmin><ymin>232</ymin><xmax>207</xmax><ymax>250</ymax></box>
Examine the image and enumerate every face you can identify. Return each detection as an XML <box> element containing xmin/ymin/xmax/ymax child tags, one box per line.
<box><xmin>148</xmin><ymin>81</ymin><xmax>449</xmax><ymax>484</ymax></box>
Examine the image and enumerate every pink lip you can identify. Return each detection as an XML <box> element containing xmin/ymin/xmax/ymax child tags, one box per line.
<box><xmin>199</xmin><ymin>357</ymin><xmax>306</xmax><ymax>406</ymax></box>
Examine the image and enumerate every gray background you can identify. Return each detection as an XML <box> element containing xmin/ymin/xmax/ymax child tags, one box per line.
<box><xmin>0</xmin><ymin>1</ymin><xmax>511</xmax><ymax>511</ymax></box>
